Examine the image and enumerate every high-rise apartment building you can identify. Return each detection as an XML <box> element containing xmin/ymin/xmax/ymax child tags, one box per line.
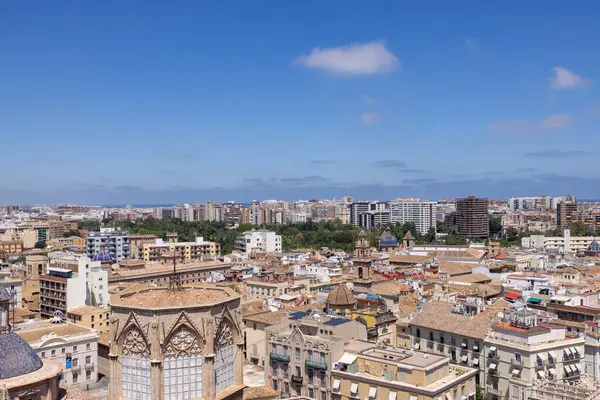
<box><xmin>388</xmin><ymin>199</ymin><xmax>437</xmax><ymax>234</ymax></box>
<box><xmin>350</xmin><ymin>201</ymin><xmax>383</xmax><ymax>226</ymax></box>
<box><xmin>85</xmin><ymin>227</ymin><xmax>130</xmax><ymax>261</ymax></box>
<box><xmin>250</xmin><ymin>200</ymin><xmax>260</xmax><ymax>225</ymax></box>
<box><xmin>235</xmin><ymin>230</ymin><xmax>282</xmax><ymax>254</ymax></box>
<box><xmin>456</xmin><ymin>196</ymin><xmax>489</xmax><ymax>239</ymax></box>
<box><xmin>556</xmin><ymin>200</ymin><xmax>577</xmax><ymax>228</ymax></box>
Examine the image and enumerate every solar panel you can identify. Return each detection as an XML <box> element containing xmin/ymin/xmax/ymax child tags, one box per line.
<box><xmin>290</xmin><ymin>311</ymin><xmax>309</xmax><ymax>320</ymax></box>
<box><xmin>326</xmin><ymin>318</ymin><xmax>350</xmax><ymax>326</ymax></box>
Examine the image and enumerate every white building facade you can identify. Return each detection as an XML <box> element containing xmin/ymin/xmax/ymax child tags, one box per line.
<box><xmin>235</xmin><ymin>230</ymin><xmax>282</xmax><ymax>254</ymax></box>
<box><xmin>388</xmin><ymin>200</ymin><xmax>437</xmax><ymax>235</ymax></box>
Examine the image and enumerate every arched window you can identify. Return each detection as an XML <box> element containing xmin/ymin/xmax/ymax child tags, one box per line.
<box><xmin>163</xmin><ymin>326</ymin><xmax>204</xmax><ymax>399</ymax></box>
<box><xmin>121</xmin><ymin>327</ymin><xmax>151</xmax><ymax>400</ymax></box>
<box><xmin>214</xmin><ymin>321</ymin><xmax>235</xmax><ymax>392</ymax></box>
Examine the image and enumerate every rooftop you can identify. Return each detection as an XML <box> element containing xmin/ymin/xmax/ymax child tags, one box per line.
<box><xmin>112</xmin><ymin>283</ymin><xmax>238</xmax><ymax>309</ymax></box>
<box><xmin>18</xmin><ymin>322</ymin><xmax>94</xmax><ymax>343</ymax></box>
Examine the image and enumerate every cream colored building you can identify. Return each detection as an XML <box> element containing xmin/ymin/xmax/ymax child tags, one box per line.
<box><xmin>142</xmin><ymin>237</ymin><xmax>220</xmax><ymax>262</ymax></box>
<box><xmin>108</xmin><ymin>282</ymin><xmax>244</xmax><ymax>400</ymax></box>
<box><xmin>243</xmin><ymin>310</ymin><xmax>283</xmax><ymax>367</ymax></box>
<box><xmin>18</xmin><ymin>320</ymin><xmax>99</xmax><ymax>388</ymax></box>
<box><xmin>265</xmin><ymin>310</ymin><xmax>368</xmax><ymax>400</ymax></box>
<box><xmin>332</xmin><ymin>341</ymin><xmax>478</xmax><ymax>400</ymax></box>
<box><xmin>484</xmin><ymin>308</ymin><xmax>585</xmax><ymax>400</ymax></box>
<box><xmin>67</xmin><ymin>305</ymin><xmax>111</xmax><ymax>334</ymax></box>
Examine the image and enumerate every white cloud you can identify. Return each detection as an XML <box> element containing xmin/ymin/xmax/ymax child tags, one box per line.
<box><xmin>464</xmin><ymin>38</ymin><xmax>480</xmax><ymax>53</ymax></box>
<box><xmin>295</xmin><ymin>42</ymin><xmax>399</xmax><ymax>75</ymax></box>
<box><xmin>361</xmin><ymin>113</ymin><xmax>382</xmax><ymax>124</ymax></box>
<box><xmin>538</xmin><ymin>114</ymin><xmax>569</xmax><ymax>130</ymax></box>
<box><xmin>549</xmin><ymin>66</ymin><xmax>592</xmax><ymax>90</ymax></box>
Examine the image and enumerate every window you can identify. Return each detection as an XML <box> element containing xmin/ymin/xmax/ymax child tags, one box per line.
<box><xmin>440</xmin><ymin>334</ymin><xmax>445</xmax><ymax>344</ymax></box>
<box><xmin>272</xmin><ymin>380</ymin><xmax>278</xmax><ymax>390</ymax></box>
<box><xmin>122</xmin><ymin>354</ymin><xmax>151</xmax><ymax>400</ymax></box>
<box><xmin>215</xmin><ymin>344</ymin><xmax>235</xmax><ymax>391</ymax></box>
<box><xmin>295</xmin><ymin>347</ymin><xmax>301</xmax><ymax>359</ymax></box>
<box><xmin>86</xmin><ymin>370</ymin><xmax>92</xmax><ymax>380</ymax></box>
<box><xmin>73</xmin><ymin>346</ymin><xmax>78</xmax><ymax>352</ymax></box>
<box><xmin>73</xmin><ymin>372</ymin><xmax>79</xmax><ymax>383</ymax></box>
<box><xmin>416</xmin><ymin>329</ymin><xmax>421</xmax><ymax>338</ymax></box>
<box><xmin>86</xmin><ymin>355</ymin><xmax>92</xmax><ymax>364</ymax></box>
<box><xmin>62</xmin><ymin>348</ymin><xmax>65</xmax><ymax>354</ymax></box>
<box><xmin>51</xmin><ymin>349</ymin><xmax>56</xmax><ymax>356</ymax></box>
<box><xmin>41</xmin><ymin>352</ymin><xmax>45</xmax><ymax>358</ymax></box>
<box><xmin>309</xmin><ymin>388</ymin><xmax>314</xmax><ymax>398</ymax></box>
<box><xmin>512</xmin><ymin>385</ymin><xmax>520</xmax><ymax>398</ymax></box>
<box><xmin>73</xmin><ymin>358</ymin><xmax>79</xmax><ymax>367</ymax></box>
<box><xmin>321</xmin><ymin>391</ymin><xmax>327</xmax><ymax>400</ymax></box>
<box><xmin>429</xmin><ymin>332</ymin><xmax>434</xmax><ymax>341</ymax></box>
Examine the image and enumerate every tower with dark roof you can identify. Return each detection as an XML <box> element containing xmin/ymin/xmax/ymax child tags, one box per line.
<box><xmin>326</xmin><ymin>284</ymin><xmax>357</xmax><ymax>315</ymax></box>
<box><xmin>379</xmin><ymin>227</ymin><xmax>399</xmax><ymax>252</ymax></box>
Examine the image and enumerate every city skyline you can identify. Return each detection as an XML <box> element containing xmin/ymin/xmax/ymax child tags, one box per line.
<box><xmin>2</xmin><ymin>2</ymin><xmax>600</xmax><ymax>204</ymax></box>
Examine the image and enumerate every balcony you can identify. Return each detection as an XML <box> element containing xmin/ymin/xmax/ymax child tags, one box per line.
<box><xmin>85</xmin><ymin>362</ymin><xmax>94</xmax><ymax>370</ymax></box>
<box><xmin>486</xmin><ymin>385</ymin><xmax>501</xmax><ymax>396</ymax></box>
<box><xmin>305</xmin><ymin>360</ymin><xmax>327</xmax><ymax>370</ymax></box>
<box><xmin>547</xmin><ymin>358</ymin><xmax>556</xmax><ymax>367</ymax></box>
<box><xmin>291</xmin><ymin>375</ymin><xmax>303</xmax><ymax>383</ymax></box>
<box><xmin>269</xmin><ymin>352</ymin><xmax>290</xmax><ymax>363</ymax></box>
<box><xmin>70</xmin><ymin>364</ymin><xmax>81</xmax><ymax>372</ymax></box>
<box><xmin>534</xmin><ymin>360</ymin><xmax>545</xmax><ymax>369</ymax></box>
<box><xmin>510</xmin><ymin>358</ymin><xmax>523</xmax><ymax>367</ymax></box>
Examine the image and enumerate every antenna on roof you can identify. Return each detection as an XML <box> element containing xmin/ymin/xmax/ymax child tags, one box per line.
<box><xmin>169</xmin><ymin>251</ymin><xmax>182</xmax><ymax>291</ymax></box>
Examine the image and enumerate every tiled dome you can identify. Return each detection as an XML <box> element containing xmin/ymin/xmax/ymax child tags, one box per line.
<box><xmin>379</xmin><ymin>227</ymin><xmax>398</xmax><ymax>247</ymax></box>
<box><xmin>589</xmin><ymin>240</ymin><xmax>600</xmax><ymax>253</ymax></box>
<box><xmin>326</xmin><ymin>284</ymin><xmax>356</xmax><ymax>307</ymax></box>
<box><xmin>92</xmin><ymin>251</ymin><xmax>114</xmax><ymax>263</ymax></box>
<box><xmin>0</xmin><ymin>332</ymin><xmax>44</xmax><ymax>379</ymax></box>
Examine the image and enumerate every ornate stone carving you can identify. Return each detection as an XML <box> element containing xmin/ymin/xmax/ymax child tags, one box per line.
<box><xmin>215</xmin><ymin>319</ymin><xmax>234</xmax><ymax>348</ymax></box>
<box><xmin>164</xmin><ymin>326</ymin><xmax>203</xmax><ymax>358</ymax></box>
<box><xmin>122</xmin><ymin>327</ymin><xmax>149</xmax><ymax>356</ymax></box>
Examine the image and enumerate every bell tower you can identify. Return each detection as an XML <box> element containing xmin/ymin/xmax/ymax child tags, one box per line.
<box><xmin>353</xmin><ymin>231</ymin><xmax>374</xmax><ymax>290</ymax></box>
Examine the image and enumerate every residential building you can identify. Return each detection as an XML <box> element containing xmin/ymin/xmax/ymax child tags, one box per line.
<box><xmin>521</xmin><ymin>227</ymin><xmax>600</xmax><ymax>254</ymax></box>
<box><xmin>410</xmin><ymin>300</ymin><xmax>493</xmax><ymax>386</ymax></box>
<box><xmin>86</xmin><ymin>227</ymin><xmax>130</xmax><ymax>262</ymax></box>
<box><xmin>142</xmin><ymin>236</ymin><xmax>220</xmax><ymax>262</ymax></box>
<box><xmin>557</xmin><ymin>200</ymin><xmax>578</xmax><ymax>228</ymax></box>
<box><xmin>265</xmin><ymin>311</ymin><xmax>368</xmax><ymax>399</ymax></box>
<box><xmin>359</xmin><ymin>210</ymin><xmax>390</xmax><ymax>229</ymax></box>
<box><xmin>332</xmin><ymin>341</ymin><xmax>478</xmax><ymax>400</ymax></box>
<box><xmin>67</xmin><ymin>305</ymin><xmax>111</xmax><ymax>334</ymax></box>
<box><xmin>108</xmin><ymin>282</ymin><xmax>244</xmax><ymax>400</ymax></box>
<box><xmin>350</xmin><ymin>201</ymin><xmax>383</xmax><ymax>226</ymax></box>
<box><xmin>39</xmin><ymin>267</ymin><xmax>86</xmax><ymax>319</ymax></box>
<box><xmin>49</xmin><ymin>253</ymin><xmax>109</xmax><ymax>307</ymax></box>
<box><xmin>0</xmin><ymin>277</ymin><xmax>22</xmax><ymax>307</ymax></box>
<box><xmin>0</xmin><ymin>241</ymin><xmax>24</xmax><ymax>254</ymax></box>
<box><xmin>456</xmin><ymin>196</ymin><xmax>489</xmax><ymax>239</ymax></box>
<box><xmin>244</xmin><ymin>311</ymin><xmax>283</xmax><ymax>367</ymax></box>
<box><xmin>388</xmin><ymin>200</ymin><xmax>437</xmax><ymax>235</ymax></box>
<box><xmin>484</xmin><ymin>307</ymin><xmax>585</xmax><ymax>400</ymax></box>
<box><xmin>250</xmin><ymin>200</ymin><xmax>261</xmax><ymax>225</ymax></box>
<box><xmin>529</xmin><ymin>380</ymin><xmax>600</xmax><ymax>400</ymax></box>
<box><xmin>18</xmin><ymin>320</ymin><xmax>99</xmax><ymax>388</ymax></box>
<box><xmin>235</xmin><ymin>230</ymin><xmax>282</xmax><ymax>254</ymax></box>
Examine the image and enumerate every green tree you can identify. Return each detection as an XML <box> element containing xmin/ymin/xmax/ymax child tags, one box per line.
<box><xmin>445</xmin><ymin>234</ymin><xmax>467</xmax><ymax>245</ymax></box>
<box><xmin>34</xmin><ymin>240</ymin><xmax>46</xmax><ymax>249</ymax></box>
<box><xmin>489</xmin><ymin>215</ymin><xmax>502</xmax><ymax>237</ymax></box>
<box><xmin>476</xmin><ymin>388</ymin><xmax>484</xmax><ymax>400</ymax></box>
<box><xmin>63</xmin><ymin>230</ymin><xmax>81</xmax><ymax>238</ymax></box>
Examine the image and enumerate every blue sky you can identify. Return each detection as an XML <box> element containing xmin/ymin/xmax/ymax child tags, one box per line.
<box><xmin>1</xmin><ymin>1</ymin><xmax>599</xmax><ymax>204</ymax></box>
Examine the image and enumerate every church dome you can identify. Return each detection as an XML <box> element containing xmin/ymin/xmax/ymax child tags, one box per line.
<box><xmin>379</xmin><ymin>227</ymin><xmax>398</xmax><ymax>247</ymax></box>
<box><xmin>93</xmin><ymin>251</ymin><xmax>114</xmax><ymax>263</ymax></box>
<box><xmin>326</xmin><ymin>284</ymin><xmax>356</xmax><ymax>307</ymax></box>
<box><xmin>0</xmin><ymin>332</ymin><xmax>44</xmax><ymax>379</ymax></box>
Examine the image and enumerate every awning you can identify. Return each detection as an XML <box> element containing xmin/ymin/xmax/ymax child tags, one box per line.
<box><xmin>511</xmin><ymin>369</ymin><xmax>520</xmax><ymax>376</ymax></box>
<box><xmin>528</xmin><ymin>297</ymin><xmax>542</xmax><ymax>304</ymax></box>
<box><xmin>571</xmin><ymin>347</ymin><xmax>578</xmax><ymax>355</ymax></box>
<box><xmin>574</xmin><ymin>364</ymin><xmax>580</xmax><ymax>372</ymax></box>
<box><xmin>339</xmin><ymin>353</ymin><xmax>358</xmax><ymax>365</ymax></box>
<box><xmin>537</xmin><ymin>354</ymin><xmax>544</xmax><ymax>360</ymax></box>
<box><xmin>409</xmin><ymin>396</ymin><xmax>418</xmax><ymax>400</ymax></box>
<box><xmin>369</xmin><ymin>387</ymin><xmax>377</xmax><ymax>398</ymax></box>
<box><xmin>489</xmin><ymin>346</ymin><xmax>497</xmax><ymax>352</ymax></box>
<box><xmin>333</xmin><ymin>379</ymin><xmax>340</xmax><ymax>390</ymax></box>
<box><xmin>565</xmin><ymin>365</ymin><xmax>573</xmax><ymax>373</ymax></box>
<box><xmin>548</xmin><ymin>368</ymin><xmax>556</xmax><ymax>375</ymax></box>
<box><xmin>472</xmin><ymin>358</ymin><xmax>479</xmax><ymax>366</ymax></box>
<box><xmin>446</xmin><ymin>393</ymin><xmax>453</xmax><ymax>400</ymax></box>
<box><xmin>388</xmin><ymin>392</ymin><xmax>397</xmax><ymax>400</ymax></box>
<box><xmin>489</xmin><ymin>363</ymin><xmax>497</xmax><ymax>370</ymax></box>
<box><xmin>537</xmin><ymin>370</ymin><xmax>545</xmax><ymax>378</ymax></box>
<box><xmin>548</xmin><ymin>351</ymin><xmax>556</xmax><ymax>360</ymax></box>
<box><xmin>414</xmin><ymin>343</ymin><xmax>420</xmax><ymax>349</ymax></box>
<box><xmin>461</xmin><ymin>355</ymin><xmax>468</xmax><ymax>363</ymax></box>
<box><xmin>350</xmin><ymin>383</ymin><xmax>358</xmax><ymax>394</ymax></box>
<box><xmin>505</xmin><ymin>292</ymin><xmax>521</xmax><ymax>299</ymax></box>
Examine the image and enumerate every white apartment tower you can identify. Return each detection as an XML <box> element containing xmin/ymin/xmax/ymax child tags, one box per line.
<box><xmin>389</xmin><ymin>199</ymin><xmax>437</xmax><ymax>234</ymax></box>
<box><xmin>235</xmin><ymin>230</ymin><xmax>282</xmax><ymax>254</ymax></box>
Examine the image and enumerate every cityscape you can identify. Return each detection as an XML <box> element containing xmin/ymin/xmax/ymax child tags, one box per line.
<box><xmin>3</xmin><ymin>2</ymin><xmax>600</xmax><ymax>400</ymax></box>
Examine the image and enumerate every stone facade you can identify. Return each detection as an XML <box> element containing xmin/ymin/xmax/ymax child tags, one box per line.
<box><xmin>108</xmin><ymin>284</ymin><xmax>244</xmax><ymax>400</ymax></box>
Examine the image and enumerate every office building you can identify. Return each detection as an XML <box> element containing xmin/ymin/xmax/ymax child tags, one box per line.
<box><xmin>359</xmin><ymin>210</ymin><xmax>390</xmax><ymax>229</ymax></box>
<box><xmin>332</xmin><ymin>341</ymin><xmax>477</xmax><ymax>400</ymax></box>
<box><xmin>484</xmin><ymin>307</ymin><xmax>585</xmax><ymax>400</ymax></box>
<box><xmin>456</xmin><ymin>196</ymin><xmax>489</xmax><ymax>239</ymax></box>
<box><xmin>108</xmin><ymin>282</ymin><xmax>244</xmax><ymax>400</ymax></box>
<box><xmin>557</xmin><ymin>200</ymin><xmax>578</xmax><ymax>228</ymax></box>
<box><xmin>86</xmin><ymin>227</ymin><xmax>130</xmax><ymax>261</ymax></box>
<box><xmin>389</xmin><ymin>199</ymin><xmax>437</xmax><ymax>234</ymax></box>
<box><xmin>235</xmin><ymin>230</ymin><xmax>282</xmax><ymax>254</ymax></box>
<box><xmin>19</xmin><ymin>320</ymin><xmax>99</xmax><ymax>388</ymax></box>
<box><xmin>265</xmin><ymin>311</ymin><xmax>367</xmax><ymax>399</ymax></box>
